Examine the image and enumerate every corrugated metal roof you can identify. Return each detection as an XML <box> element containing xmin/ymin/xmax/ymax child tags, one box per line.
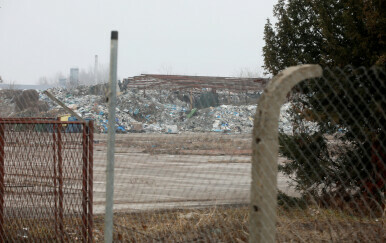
<box><xmin>123</xmin><ymin>74</ymin><xmax>268</xmax><ymax>92</ymax></box>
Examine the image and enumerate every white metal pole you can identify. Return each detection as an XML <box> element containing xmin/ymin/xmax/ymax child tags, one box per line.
<box><xmin>105</xmin><ymin>30</ymin><xmax>118</xmax><ymax>243</ymax></box>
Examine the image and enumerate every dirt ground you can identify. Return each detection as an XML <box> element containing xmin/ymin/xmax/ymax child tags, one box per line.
<box><xmin>3</xmin><ymin>132</ymin><xmax>383</xmax><ymax>242</ymax></box>
<box><xmin>88</xmin><ymin>133</ymin><xmax>385</xmax><ymax>242</ymax></box>
<box><xmin>92</xmin><ymin>133</ymin><xmax>297</xmax><ymax>214</ymax></box>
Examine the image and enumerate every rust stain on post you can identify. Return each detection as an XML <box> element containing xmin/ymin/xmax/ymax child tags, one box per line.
<box><xmin>249</xmin><ymin>65</ymin><xmax>322</xmax><ymax>243</ymax></box>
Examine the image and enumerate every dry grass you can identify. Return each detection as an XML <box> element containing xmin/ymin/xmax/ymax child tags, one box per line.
<box><xmin>3</xmin><ymin>217</ymin><xmax>84</xmax><ymax>242</ymax></box>
<box><xmin>276</xmin><ymin>206</ymin><xmax>385</xmax><ymax>242</ymax></box>
<box><xmin>93</xmin><ymin>206</ymin><xmax>249</xmax><ymax>242</ymax></box>
<box><xmin>89</xmin><ymin>205</ymin><xmax>385</xmax><ymax>242</ymax></box>
<box><xmin>112</xmin><ymin>133</ymin><xmax>252</xmax><ymax>156</ymax></box>
<box><xmin>3</xmin><ymin>203</ymin><xmax>384</xmax><ymax>242</ymax></box>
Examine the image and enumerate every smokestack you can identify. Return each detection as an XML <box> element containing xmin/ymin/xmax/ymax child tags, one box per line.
<box><xmin>94</xmin><ymin>55</ymin><xmax>98</xmax><ymax>84</ymax></box>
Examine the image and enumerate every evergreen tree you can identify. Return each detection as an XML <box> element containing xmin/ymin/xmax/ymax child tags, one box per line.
<box><xmin>264</xmin><ymin>0</ymin><xmax>385</xmax><ymax>73</ymax></box>
<box><xmin>263</xmin><ymin>0</ymin><xmax>386</xmax><ymax>204</ymax></box>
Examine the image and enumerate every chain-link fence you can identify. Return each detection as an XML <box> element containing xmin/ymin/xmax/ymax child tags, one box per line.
<box><xmin>0</xmin><ymin>64</ymin><xmax>384</xmax><ymax>242</ymax></box>
<box><xmin>0</xmin><ymin>118</ymin><xmax>93</xmax><ymax>242</ymax></box>
<box><xmin>281</xmin><ymin>65</ymin><xmax>385</xmax><ymax>242</ymax></box>
<box><xmin>251</xmin><ymin>65</ymin><xmax>385</xmax><ymax>242</ymax></box>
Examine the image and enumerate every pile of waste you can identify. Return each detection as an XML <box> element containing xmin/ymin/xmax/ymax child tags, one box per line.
<box><xmin>0</xmin><ymin>89</ymin><xmax>49</xmax><ymax>117</ymax></box>
<box><xmin>37</xmin><ymin>86</ymin><xmax>260</xmax><ymax>134</ymax></box>
<box><xmin>1</xmin><ymin>84</ymin><xmax>307</xmax><ymax>134</ymax></box>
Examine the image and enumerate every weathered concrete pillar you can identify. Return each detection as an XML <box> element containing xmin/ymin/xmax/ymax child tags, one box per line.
<box><xmin>249</xmin><ymin>65</ymin><xmax>322</xmax><ymax>243</ymax></box>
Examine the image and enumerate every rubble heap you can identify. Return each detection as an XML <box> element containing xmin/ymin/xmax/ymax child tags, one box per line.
<box><xmin>0</xmin><ymin>84</ymin><xmax>313</xmax><ymax>134</ymax></box>
<box><xmin>36</xmin><ymin>86</ymin><xmax>252</xmax><ymax>133</ymax></box>
<box><xmin>36</xmin><ymin>85</ymin><xmax>304</xmax><ymax>134</ymax></box>
<box><xmin>0</xmin><ymin>89</ymin><xmax>49</xmax><ymax>117</ymax></box>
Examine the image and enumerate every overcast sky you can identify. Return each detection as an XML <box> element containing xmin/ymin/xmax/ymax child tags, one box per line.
<box><xmin>0</xmin><ymin>0</ymin><xmax>277</xmax><ymax>84</ymax></box>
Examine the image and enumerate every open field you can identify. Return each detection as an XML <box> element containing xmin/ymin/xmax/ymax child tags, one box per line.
<box><xmin>89</xmin><ymin>133</ymin><xmax>385</xmax><ymax>242</ymax></box>
<box><xmin>92</xmin><ymin>133</ymin><xmax>297</xmax><ymax>214</ymax></box>
<box><xmin>2</xmin><ymin>133</ymin><xmax>384</xmax><ymax>242</ymax></box>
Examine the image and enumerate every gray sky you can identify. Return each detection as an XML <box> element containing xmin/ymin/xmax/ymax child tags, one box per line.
<box><xmin>0</xmin><ymin>0</ymin><xmax>276</xmax><ymax>84</ymax></box>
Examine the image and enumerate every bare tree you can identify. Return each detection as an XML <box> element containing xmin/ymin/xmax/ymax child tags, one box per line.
<box><xmin>38</xmin><ymin>76</ymin><xmax>48</xmax><ymax>85</ymax></box>
<box><xmin>233</xmin><ymin>67</ymin><xmax>261</xmax><ymax>78</ymax></box>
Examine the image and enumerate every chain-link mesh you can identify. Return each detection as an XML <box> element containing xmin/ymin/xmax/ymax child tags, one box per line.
<box><xmin>0</xmin><ymin>65</ymin><xmax>384</xmax><ymax>242</ymax></box>
<box><xmin>98</xmin><ymin>76</ymin><xmax>260</xmax><ymax>242</ymax></box>
<box><xmin>0</xmin><ymin>117</ymin><xmax>93</xmax><ymax>242</ymax></box>
<box><xmin>272</xmin><ymin>66</ymin><xmax>385</xmax><ymax>242</ymax></box>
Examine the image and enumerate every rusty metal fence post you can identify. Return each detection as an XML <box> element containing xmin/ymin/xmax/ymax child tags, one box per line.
<box><xmin>249</xmin><ymin>65</ymin><xmax>323</xmax><ymax>243</ymax></box>
<box><xmin>0</xmin><ymin>124</ymin><xmax>4</xmax><ymax>243</ymax></box>
<box><xmin>82</xmin><ymin>122</ymin><xmax>88</xmax><ymax>242</ymax></box>
<box><xmin>57</xmin><ymin>123</ymin><xmax>64</xmax><ymax>242</ymax></box>
<box><xmin>87</xmin><ymin>121</ymin><xmax>94</xmax><ymax>243</ymax></box>
<box><xmin>53</xmin><ymin>123</ymin><xmax>59</xmax><ymax>240</ymax></box>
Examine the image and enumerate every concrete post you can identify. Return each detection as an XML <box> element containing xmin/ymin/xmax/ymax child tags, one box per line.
<box><xmin>249</xmin><ymin>65</ymin><xmax>322</xmax><ymax>243</ymax></box>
